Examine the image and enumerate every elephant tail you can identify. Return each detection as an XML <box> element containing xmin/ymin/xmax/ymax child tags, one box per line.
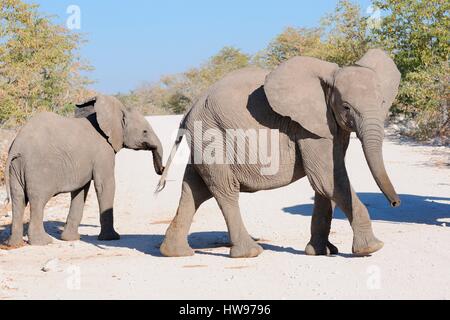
<box><xmin>155</xmin><ymin>128</ymin><xmax>185</xmax><ymax>194</ymax></box>
<box><xmin>3</xmin><ymin>147</ymin><xmax>14</xmax><ymax>207</ymax></box>
<box><xmin>3</xmin><ymin>133</ymin><xmax>22</xmax><ymax>208</ymax></box>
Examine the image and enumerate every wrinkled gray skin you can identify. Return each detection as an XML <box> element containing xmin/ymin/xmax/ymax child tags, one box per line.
<box><xmin>5</xmin><ymin>95</ymin><xmax>164</xmax><ymax>246</ymax></box>
<box><xmin>158</xmin><ymin>49</ymin><xmax>401</xmax><ymax>258</ymax></box>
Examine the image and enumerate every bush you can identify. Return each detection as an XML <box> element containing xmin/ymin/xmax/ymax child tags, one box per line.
<box><xmin>0</xmin><ymin>0</ymin><xmax>92</xmax><ymax>127</ymax></box>
<box><xmin>396</xmin><ymin>62</ymin><xmax>449</xmax><ymax>140</ymax></box>
<box><xmin>373</xmin><ymin>0</ymin><xmax>449</xmax><ymax>141</ymax></box>
<box><xmin>118</xmin><ymin>47</ymin><xmax>250</xmax><ymax>115</ymax></box>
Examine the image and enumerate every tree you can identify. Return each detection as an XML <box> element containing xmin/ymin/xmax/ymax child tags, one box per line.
<box><xmin>254</xmin><ymin>27</ymin><xmax>324</xmax><ymax>68</ymax></box>
<box><xmin>183</xmin><ymin>46</ymin><xmax>251</xmax><ymax>97</ymax></box>
<box><xmin>256</xmin><ymin>1</ymin><xmax>371</xmax><ymax>68</ymax></box>
<box><xmin>397</xmin><ymin>62</ymin><xmax>449</xmax><ymax>138</ymax></box>
<box><xmin>373</xmin><ymin>0</ymin><xmax>449</xmax><ymax>138</ymax></box>
<box><xmin>119</xmin><ymin>0</ymin><xmax>448</xmax><ymax>141</ymax></box>
<box><xmin>171</xmin><ymin>46</ymin><xmax>250</xmax><ymax>113</ymax></box>
<box><xmin>115</xmin><ymin>83</ymin><xmax>172</xmax><ymax>116</ymax></box>
<box><xmin>321</xmin><ymin>0</ymin><xmax>372</xmax><ymax>65</ymax></box>
<box><xmin>373</xmin><ymin>0</ymin><xmax>449</xmax><ymax>74</ymax></box>
<box><xmin>124</xmin><ymin>46</ymin><xmax>251</xmax><ymax>115</ymax></box>
<box><xmin>0</xmin><ymin>0</ymin><xmax>92</xmax><ymax>126</ymax></box>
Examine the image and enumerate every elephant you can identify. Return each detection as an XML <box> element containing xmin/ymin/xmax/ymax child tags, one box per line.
<box><xmin>4</xmin><ymin>95</ymin><xmax>164</xmax><ymax>246</ymax></box>
<box><xmin>157</xmin><ymin>49</ymin><xmax>401</xmax><ymax>258</ymax></box>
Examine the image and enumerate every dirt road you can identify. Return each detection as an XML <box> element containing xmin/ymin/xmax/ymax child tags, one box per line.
<box><xmin>0</xmin><ymin>115</ymin><xmax>449</xmax><ymax>299</ymax></box>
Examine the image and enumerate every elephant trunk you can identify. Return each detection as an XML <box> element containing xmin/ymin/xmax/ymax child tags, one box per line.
<box><xmin>147</xmin><ymin>136</ymin><xmax>164</xmax><ymax>176</ymax></box>
<box><xmin>152</xmin><ymin>147</ymin><xmax>164</xmax><ymax>176</ymax></box>
<box><xmin>357</xmin><ymin>117</ymin><xmax>401</xmax><ymax>207</ymax></box>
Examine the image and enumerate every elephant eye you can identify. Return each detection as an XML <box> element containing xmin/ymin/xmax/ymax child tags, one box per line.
<box><xmin>143</xmin><ymin>130</ymin><xmax>148</xmax><ymax>135</ymax></box>
<box><xmin>343</xmin><ymin>104</ymin><xmax>351</xmax><ymax>111</ymax></box>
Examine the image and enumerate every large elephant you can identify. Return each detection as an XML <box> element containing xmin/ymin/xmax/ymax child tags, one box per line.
<box><xmin>157</xmin><ymin>49</ymin><xmax>401</xmax><ymax>258</ymax></box>
<box><xmin>5</xmin><ymin>95</ymin><xmax>164</xmax><ymax>246</ymax></box>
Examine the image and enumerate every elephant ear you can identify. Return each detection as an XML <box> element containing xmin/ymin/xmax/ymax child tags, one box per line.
<box><xmin>355</xmin><ymin>49</ymin><xmax>401</xmax><ymax>116</ymax></box>
<box><xmin>75</xmin><ymin>97</ymin><xmax>96</xmax><ymax>118</ymax></box>
<box><xmin>78</xmin><ymin>95</ymin><xmax>125</xmax><ymax>152</ymax></box>
<box><xmin>264</xmin><ymin>57</ymin><xmax>339</xmax><ymax>139</ymax></box>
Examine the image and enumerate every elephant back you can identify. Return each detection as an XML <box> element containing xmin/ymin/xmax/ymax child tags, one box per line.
<box><xmin>201</xmin><ymin>68</ymin><xmax>269</xmax><ymax>123</ymax></box>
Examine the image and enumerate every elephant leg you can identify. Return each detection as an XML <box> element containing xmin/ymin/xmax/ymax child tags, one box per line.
<box><xmin>204</xmin><ymin>167</ymin><xmax>263</xmax><ymax>258</ymax></box>
<box><xmin>305</xmin><ymin>192</ymin><xmax>339</xmax><ymax>256</ymax></box>
<box><xmin>301</xmin><ymin>137</ymin><xmax>383</xmax><ymax>256</ymax></box>
<box><xmin>61</xmin><ymin>181</ymin><xmax>91</xmax><ymax>241</ymax></box>
<box><xmin>7</xmin><ymin>179</ymin><xmax>27</xmax><ymax>247</ymax></box>
<box><xmin>94</xmin><ymin>165</ymin><xmax>120</xmax><ymax>241</ymax></box>
<box><xmin>214</xmin><ymin>192</ymin><xmax>263</xmax><ymax>258</ymax></box>
<box><xmin>160</xmin><ymin>166</ymin><xmax>212</xmax><ymax>257</ymax></box>
<box><xmin>28</xmin><ymin>198</ymin><xmax>53</xmax><ymax>246</ymax></box>
<box><xmin>333</xmin><ymin>186</ymin><xmax>383</xmax><ymax>255</ymax></box>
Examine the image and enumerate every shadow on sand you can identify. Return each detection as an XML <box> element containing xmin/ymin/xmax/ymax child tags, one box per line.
<box><xmin>5</xmin><ymin>192</ymin><xmax>443</xmax><ymax>257</ymax></box>
<box><xmin>0</xmin><ymin>221</ymin><xmax>358</xmax><ymax>258</ymax></box>
<box><xmin>283</xmin><ymin>193</ymin><xmax>450</xmax><ymax>226</ymax></box>
<box><xmin>80</xmin><ymin>231</ymin><xmax>230</xmax><ymax>257</ymax></box>
<box><xmin>1</xmin><ymin>220</ymin><xmax>313</xmax><ymax>257</ymax></box>
<box><xmin>78</xmin><ymin>231</ymin><xmax>312</xmax><ymax>258</ymax></box>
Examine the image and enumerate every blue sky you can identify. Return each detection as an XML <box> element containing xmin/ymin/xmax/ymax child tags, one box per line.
<box><xmin>31</xmin><ymin>0</ymin><xmax>372</xmax><ymax>94</ymax></box>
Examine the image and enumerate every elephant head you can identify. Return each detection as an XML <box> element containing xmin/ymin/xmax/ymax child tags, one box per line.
<box><xmin>76</xmin><ymin>95</ymin><xmax>164</xmax><ymax>175</ymax></box>
<box><xmin>264</xmin><ymin>49</ymin><xmax>401</xmax><ymax>207</ymax></box>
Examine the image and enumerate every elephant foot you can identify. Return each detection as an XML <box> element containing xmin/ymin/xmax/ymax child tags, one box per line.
<box><xmin>352</xmin><ymin>232</ymin><xmax>384</xmax><ymax>256</ymax></box>
<box><xmin>160</xmin><ymin>238</ymin><xmax>194</xmax><ymax>257</ymax></box>
<box><xmin>230</xmin><ymin>239</ymin><xmax>264</xmax><ymax>258</ymax></box>
<box><xmin>61</xmin><ymin>229</ymin><xmax>81</xmax><ymax>242</ymax></box>
<box><xmin>98</xmin><ymin>229</ymin><xmax>120</xmax><ymax>241</ymax></box>
<box><xmin>305</xmin><ymin>240</ymin><xmax>339</xmax><ymax>256</ymax></box>
<box><xmin>6</xmin><ymin>235</ymin><xmax>26</xmax><ymax>248</ymax></box>
<box><xmin>28</xmin><ymin>231</ymin><xmax>53</xmax><ymax>246</ymax></box>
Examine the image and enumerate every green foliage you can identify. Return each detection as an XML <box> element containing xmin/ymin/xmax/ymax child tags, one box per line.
<box><xmin>253</xmin><ymin>27</ymin><xmax>324</xmax><ymax>68</ymax></box>
<box><xmin>115</xmin><ymin>85</ymin><xmax>173</xmax><ymax>116</ymax></box>
<box><xmin>373</xmin><ymin>0</ymin><xmax>449</xmax><ymax>74</ymax></box>
<box><xmin>320</xmin><ymin>0</ymin><xmax>372</xmax><ymax>65</ymax></box>
<box><xmin>164</xmin><ymin>92</ymin><xmax>190</xmax><ymax>114</ymax></box>
<box><xmin>180</xmin><ymin>46</ymin><xmax>250</xmax><ymax>109</ymax></box>
<box><xmin>134</xmin><ymin>1</ymin><xmax>372</xmax><ymax>116</ymax></box>
<box><xmin>120</xmin><ymin>0</ymin><xmax>447</xmax><ymax>140</ymax></box>
<box><xmin>255</xmin><ymin>1</ymin><xmax>371</xmax><ymax>68</ymax></box>
<box><xmin>0</xmin><ymin>0</ymin><xmax>92</xmax><ymax>127</ymax></box>
<box><xmin>55</xmin><ymin>103</ymin><xmax>76</xmax><ymax>117</ymax></box>
<box><xmin>373</xmin><ymin>0</ymin><xmax>449</xmax><ymax>139</ymax></box>
<box><xmin>187</xmin><ymin>46</ymin><xmax>251</xmax><ymax>87</ymax></box>
<box><xmin>396</xmin><ymin>61</ymin><xmax>449</xmax><ymax>139</ymax></box>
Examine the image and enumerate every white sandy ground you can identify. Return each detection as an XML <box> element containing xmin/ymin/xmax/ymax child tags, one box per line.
<box><xmin>0</xmin><ymin>115</ymin><xmax>449</xmax><ymax>300</ymax></box>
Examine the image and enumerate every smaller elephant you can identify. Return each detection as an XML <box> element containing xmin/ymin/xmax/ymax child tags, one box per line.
<box><xmin>4</xmin><ymin>95</ymin><xmax>164</xmax><ymax>246</ymax></box>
